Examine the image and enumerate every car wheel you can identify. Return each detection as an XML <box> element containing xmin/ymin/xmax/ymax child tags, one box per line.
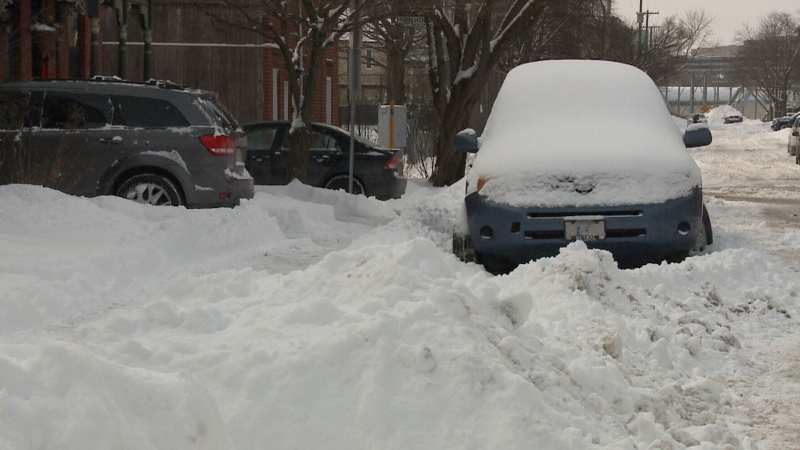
<box><xmin>689</xmin><ymin>206</ymin><xmax>713</xmax><ymax>256</ymax></box>
<box><xmin>453</xmin><ymin>232</ymin><xmax>477</xmax><ymax>263</ymax></box>
<box><xmin>116</xmin><ymin>174</ymin><xmax>183</xmax><ymax>206</ymax></box>
<box><xmin>324</xmin><ymin>175</ymin><xmax>365</xmax><ymax>196</ymax></box>
<box><xmin>481</xmin><ymin>254</ymin><xmax>517</xmax><ymax>275</ymax></box>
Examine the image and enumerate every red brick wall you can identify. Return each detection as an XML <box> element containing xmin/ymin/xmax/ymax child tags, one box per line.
<box><xmin>14</xmin><ymin>0</ymin><xmax>33</xmax><ymax>81</ymax></box>
<box><xmin>261</xmin><ymin>15</ymin><xmax>339</xmax><ymax>125</ymax></box>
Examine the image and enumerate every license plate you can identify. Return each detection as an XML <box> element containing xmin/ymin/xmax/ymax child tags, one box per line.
<box><xmin>564</xmin><ymin>218</ymin><xmax>605</xmax><ymax>241</ymax></box>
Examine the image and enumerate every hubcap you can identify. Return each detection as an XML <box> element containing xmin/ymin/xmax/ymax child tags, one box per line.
<box><xmin>126</xmin><ymin>183</ymin><xmax>172</xmax><ymax>206</ymax></box>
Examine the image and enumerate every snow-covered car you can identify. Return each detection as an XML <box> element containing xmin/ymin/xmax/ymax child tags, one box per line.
<box><xmin>723</xmin><ymin>112</ymin><xmax>743</xmax><ymax>124</ymax></box>
<box><xmin>452</xmin><ymin>60</ymin><xmax>713</xmax><ymax>274</ymax></box>
<box><xmin>687</xmin><ymin>113</ymin><xmax>707</xmax><ymax>125</ymax></box>
<box><xmin>772</xmin><ymin>112</ymin><xmax>800</xmax><ymax>131</ymax></box>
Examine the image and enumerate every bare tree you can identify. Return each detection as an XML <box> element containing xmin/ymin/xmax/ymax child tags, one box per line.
<box><xmin>204</xmin><ymin>0</ymin><xmax>363</xmax><ymax>184</ymax></box>
<box><xmin>632</xmin><ymin>10</ymin><xmax>716</xmax><ymax>85</ymax></box>
<box><xmin>734</xmin><ymin>12</ymin><xmax>800</xmax><ymax>119</ymax></box>
<box><xmin>497</xmin><ymin>0</ymin><xmax>632</xmax><ymax>70</ymax></box>
<box><xmin>361</xmin><ymin>4</ymin><xmax>426</xmax><ymax>105</ymax></box>
<box><xmin>408</xmin><ymin>0</ymin><xmax>556</xmax><ymax>187</ymax></box>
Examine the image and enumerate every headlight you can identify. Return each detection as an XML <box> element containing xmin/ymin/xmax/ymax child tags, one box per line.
<box><xmin>477</xmin><ymin>176</ymin><xmax>490</xmax><ymax>193</ymax></box>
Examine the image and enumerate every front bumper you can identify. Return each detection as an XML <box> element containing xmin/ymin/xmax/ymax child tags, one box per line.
<box><xmin>465</xmin><ymin>188</ymin><xmax>703</xmax><ymax>266</ymax></box>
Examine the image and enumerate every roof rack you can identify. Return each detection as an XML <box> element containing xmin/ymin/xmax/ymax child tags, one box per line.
<box><xmin>23</xmin><ymin>76</ymin><xmax>190</xmax><ymax>91</ymax></box>
<box><xmin>88</xmin><ymin>75</ymin><xmax>186</xmax><ymax>90</ymax></box>
<box><xmin>144</xmin><ymin>79</ymin><xmax>186</xmax><ymax>90</ymax></box>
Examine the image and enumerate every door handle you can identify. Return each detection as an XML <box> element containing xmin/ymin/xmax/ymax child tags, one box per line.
<box><xmin>100</xmin><ymin>136</ymin><xmax>123</xmax><ymax>145</ymax></box>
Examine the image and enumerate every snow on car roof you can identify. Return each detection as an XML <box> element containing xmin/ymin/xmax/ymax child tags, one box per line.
<box><xmin>468</xmin><ymin>60</ymin><xmax>702</xmax><ymax>206</ymax></box>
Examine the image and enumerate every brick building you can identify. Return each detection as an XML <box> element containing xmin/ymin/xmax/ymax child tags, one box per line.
<box><xmin>1</xmin><ymin>0</ymin><xmax>338</xmax><ymax>125</ymax></box>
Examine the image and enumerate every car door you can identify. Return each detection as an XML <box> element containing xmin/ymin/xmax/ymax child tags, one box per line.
<box><xmin>269</xmin><ymin>125</ymin><xmax>342</xmax><ymax>186</ymax></box>
<box><xmin>307</xmin><ymin>126</ymin><xmax>344</xmax><ymax>186</ymax></box>
<box><xmin>244</xmin><ymin>124</ymin><xmax>281</xmax><ymax>185</ymax></box>
<box><xmin>30</xmin><ymin>90</ymin><xmax>126</xmax><ymax>197</ymax></box>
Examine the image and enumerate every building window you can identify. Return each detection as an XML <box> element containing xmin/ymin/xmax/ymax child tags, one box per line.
<box><xmin>365</xmin><ymin>49</ymin><xmax>373</xmax><ymax>71</ymax></box>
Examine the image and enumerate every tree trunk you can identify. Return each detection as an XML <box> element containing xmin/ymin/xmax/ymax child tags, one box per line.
<box><xmin>431</xmin><ymin>102</ymin><xmax>472</xmax><ymax>187</ymax></box>
<box><xmin>286</xmin><ymin>124</ymin><xmax>311</xmax><ymax>184</ymax></box>
<box><xmin>385</xmin><ymin>46</ymin><xmax>406</xmax><ymax>104</ymax></box>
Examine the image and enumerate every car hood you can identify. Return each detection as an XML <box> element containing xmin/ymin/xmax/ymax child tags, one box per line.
<box><xmin>466</xmin><ymin>60</ymin><xmax>702</xmax><ymax>207</ymax></box>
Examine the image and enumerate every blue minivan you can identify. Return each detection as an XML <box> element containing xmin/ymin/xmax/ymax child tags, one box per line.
<box><xmin>452</xmin><ymin>60</ymin><xmax>713</xmax><ymax>274</ymax></box>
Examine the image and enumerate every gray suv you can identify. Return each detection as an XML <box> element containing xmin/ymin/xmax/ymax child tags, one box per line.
<box><xmin>0</xmin><ymin>77</ymin><xmax>254</xmax><ymax>207</ymax></box>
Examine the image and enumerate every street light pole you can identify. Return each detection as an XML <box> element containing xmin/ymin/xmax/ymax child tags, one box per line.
<box><xmin>348</xmin><ymin>0</ymin><xmax>361</xmax><ymax>194</ymax></box>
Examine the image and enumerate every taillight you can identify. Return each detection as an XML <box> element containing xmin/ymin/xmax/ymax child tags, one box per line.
<box><xmin>199</xmin><ymin>134</ymin><xmax>235</xmax><ymax>156</ymax></box>
<box><xmin>385</xmin><ymin>154</ymin><xmax>399</xmax><ymax>171</ymax></box>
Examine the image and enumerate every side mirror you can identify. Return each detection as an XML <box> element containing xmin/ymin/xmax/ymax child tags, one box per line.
<box><xmin>453</xmin><ymin>128</ymin><xmax>479</xmax><ymax>153</ymax></box>
<box><xmin>683</xmin><ymin>124</ymin><xmax>712</xmax><ymax>148</ymax></box>
<box><xmin>793</xmin><ymin>131</ymin><xmax>799</xmax><ymax>137</ymax></box>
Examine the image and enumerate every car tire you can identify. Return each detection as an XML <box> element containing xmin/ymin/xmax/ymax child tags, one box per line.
<box><xmin>324</xmin><ymin>175</ymin><xmax>365</xmax><ymax>196</ymax></box>
<box><xmin>689</xmin><ymin>206</ymin><xmax>713</xmax><ymax>256</ymax></box>
<box><xmin>453</xmin><ymin>232</ymin><xmax>478</xmax><ymax>264</ymax></box>
<box><xmin>116</xmin><ymin>174</ymin><xmax>183</xmax><ymax>206</ymax></box>
<box><xmin>481</xmin><ymin>254</ymin><xmax>517</xmax><ymax>275</ymax></box>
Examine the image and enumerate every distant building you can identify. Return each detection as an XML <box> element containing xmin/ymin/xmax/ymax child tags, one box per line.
<box><xmin>1</xmin><ymin>0</ymin><xmax>338</xmax><ymax>124</ymax></box>
<box><xmin>660</xmin><ymin>45</ymin><xmax>770</xmax><ymax>119</ymax></box>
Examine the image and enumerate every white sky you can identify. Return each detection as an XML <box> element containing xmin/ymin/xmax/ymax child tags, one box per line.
<box><xmin>617</xmin><ymin>0</ymin><xmax>800</xmax><ymax>45</ymax></box>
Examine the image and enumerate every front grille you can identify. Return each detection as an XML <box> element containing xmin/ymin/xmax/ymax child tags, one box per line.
<box><xmin>523</xmin><ymin>228</ymin><xmax>646</xmax><ymax>240</ymax></box>
<box><xmin>525</xmin><ymin>230</ymin><xmax>565</xmax><ymax>240</ymax></box>
<box><xmin>521</xmin><ymin>210</ymin><xmax>647</xmax><ymax>241</ymax></box>
<box><xmin>527</xmin><ymin>210</ymin><xmax>642</xmax><ymax>219</ymax></box>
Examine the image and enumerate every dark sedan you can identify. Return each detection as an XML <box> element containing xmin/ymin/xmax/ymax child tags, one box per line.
<box><xmin>772</xmin><ymin>112</ymin><xmax>800</xmax><ymax>131</ymax></box>
<box><xmin>243</xmin><ymin>122</ymin><xmax>407</xmax><ymax>200</ymax></box>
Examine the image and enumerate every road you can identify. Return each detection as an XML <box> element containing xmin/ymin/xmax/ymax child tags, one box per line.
<box><xmin>692</xmin><ymin>128</ymin><xmax>800</xmax><ymax>450</ymax></box>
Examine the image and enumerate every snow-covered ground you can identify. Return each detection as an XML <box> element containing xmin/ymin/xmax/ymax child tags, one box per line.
<box><xmin>1</xmin><ymin>108</ymin><xmax>799</xmax><ymax>449</ymax></box>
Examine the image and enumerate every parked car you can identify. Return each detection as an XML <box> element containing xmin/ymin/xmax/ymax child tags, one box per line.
<box><xmin>0</xmin><ymin>77</ymin><xmax>253</xmax><ymax>207</ymax></box>
<box><xmin>771</xmin><ymin>112</ymin><xmax>800</xmax><ymax>131</ymax></box>
<box><xmin>723</xmin><ymin>112</ymin><xmax>743</xmax><ymax>124</ymax></box>
<box><xmin>790</xmin><ymin>119</ymin><xmax>800</xmax><ymax>158</ymax></box>
<box><xmin>243</xmin><ymin>121</ymin><xmax>407</xmax><ymax>200</ymax></box>
<box><xmin>452</xmin><ymin>60</ymin><xmax>713</xmax><ymax>274</ymax></box>
<box><xmin>686</xmin><ymin>113</ymin><xmax>707</xmax><ymax>125</ymax></box>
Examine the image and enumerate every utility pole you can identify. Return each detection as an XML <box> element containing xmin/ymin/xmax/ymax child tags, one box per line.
<box><xmin>637</xmin><ymin>0</ymin><xmax>643</xmax><ymax>58</ymax></box>
<box><xmin>636</xmin><ymin>1</ymin><xmax>659</xmax><ymax>57</ymax></box>
<box><xmin>602</xmin><ymin>0</ymin><xmax>612</xmax><ymax>59</ymax></box>
<box><xmin>644</xmin><ymin>10</ymin><xmax>659</xmax><ymax>51</ymax></box>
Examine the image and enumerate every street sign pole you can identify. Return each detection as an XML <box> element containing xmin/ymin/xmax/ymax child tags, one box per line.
<box><xmin>349</xmin><ymin>0</ymin><xmax>361</xmax><ymax>194</ymax></box>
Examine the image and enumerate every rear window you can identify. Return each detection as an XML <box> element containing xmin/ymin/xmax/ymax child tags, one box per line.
<box><xmin>114</xmin><ymin>95</ymin><xmax>190</xmax><ymax>128</ymax></box>
<box><xmin>197</xmin><ymin>97</ymin><xmax>238</xmax><ymax>129</ymax></box>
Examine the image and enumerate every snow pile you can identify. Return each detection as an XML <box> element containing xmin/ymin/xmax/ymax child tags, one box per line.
<box><xmin>0</xmin><ymin>125</ymin><xmax>799</xmax><ymax>449</ymax></box>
